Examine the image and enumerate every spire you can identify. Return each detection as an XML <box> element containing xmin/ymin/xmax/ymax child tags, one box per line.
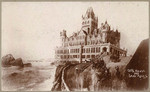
<box><xmin>88</xmin><ymin>7</ymin><xmax>93</xmax><ymax>12</ymax></box>
<box><xmin>105</xmin><ymin>20</ymin><xmax>107</xmax><ymax>24</ymax></box>
<box><xmin>84</xmin><ymin>7</ymin><xmax>95</xmax><ymax>18</ymax></box>
<box><xmin>82</xmin><ymin>15</ymin><xmax>84</xmax><ymax>19</ymax></box>
<box><xmin>116</xmin><ymin>28</ymin><xmax>118</xmax><ymax>32</ymax></box>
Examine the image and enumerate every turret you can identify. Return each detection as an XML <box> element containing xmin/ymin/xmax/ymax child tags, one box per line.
<box><xmin>115</xmin><ymin>29</ymin><xmax>120</xmax><ymax>47</ymax></box>
<box><xmin>104</xmin><ymin>20</ymin><xmax>110</xmax><ymax>31</ymax></box>
<box><xmin>82</xmin><ymin>7</ymin><xmax>98</xmax><ymax>35</ymax></box>
<box><xmin>60</xmin><ymin>30</ymin><xmax>67</xmax><ymax>47</ymax></box>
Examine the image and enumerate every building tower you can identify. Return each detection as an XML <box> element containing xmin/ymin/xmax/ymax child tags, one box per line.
<box><xmin>82</xmin><ymin>7</ymin><xmax>98</xmax><ymax>35</ymax></box>
<box><xmin>101</xmin><ymin>21</ymin><xmax>110</xmax><ymax>43</ymax></box>
<box><xmin>60</xmin><ymin>30</ymin><xmax>67</xmax><ymax>47</ymax></box>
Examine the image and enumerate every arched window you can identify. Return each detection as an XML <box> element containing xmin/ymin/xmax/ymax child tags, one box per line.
<box><xmin>103</xmin><ymin>47</ymin><xmax>107</xmax><ymax>52</ymax></box>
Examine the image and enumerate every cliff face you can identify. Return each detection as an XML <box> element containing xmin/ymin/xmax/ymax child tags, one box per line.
<box><xmin>125</xmin><ymin>38</ymin><xmax>149</xmax><ymax>90</ymax></box>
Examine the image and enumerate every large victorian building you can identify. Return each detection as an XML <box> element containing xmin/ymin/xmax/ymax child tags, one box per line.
<box><xmin>55</xmin><ymin>7</ymin><xmax>127</xmax><ymax>63</ymax></box>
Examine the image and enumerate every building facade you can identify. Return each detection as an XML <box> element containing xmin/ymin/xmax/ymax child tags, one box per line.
<box><xmin>55</xmin><ymin>7</ymin><xmax>127</xmax><ymax>62</ymax></box>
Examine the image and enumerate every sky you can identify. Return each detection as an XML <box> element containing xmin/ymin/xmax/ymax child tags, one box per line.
<box><xmin>2</xmin><ymin>2</ymin><xmax>149</xmax><ymax>60</ymax></box>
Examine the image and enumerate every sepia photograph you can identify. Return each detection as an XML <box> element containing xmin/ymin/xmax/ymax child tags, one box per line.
<box><xmin>1</xmin><ymin>1</ymin><xmax>149</xmax><ymax>91</ymax></box>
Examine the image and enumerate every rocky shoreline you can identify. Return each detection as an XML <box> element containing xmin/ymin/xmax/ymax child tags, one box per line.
<box><xmin>1</xmin><ymin>61</ymin><xmax>56</xmax><ymax>91</ymax></box>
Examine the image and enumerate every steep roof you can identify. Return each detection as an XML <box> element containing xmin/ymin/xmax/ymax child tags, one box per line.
<box><xmin>84</xmin><ymin>7</ymin><xmax>95</xmax><ymax>19</ymax></box>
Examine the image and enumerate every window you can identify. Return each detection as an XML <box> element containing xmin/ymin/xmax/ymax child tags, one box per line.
<box><xmin>102</xmin><ymin>47</ymin><xmax>107</xmax><ymax>52</ymax></box>
<box><xmin>86</xmin><ymin>48</ymin><xmax>90</xmax><ymax>53</ymax></box>
<box><xmin>82</xmin><ymin>48</ymin><xmax>84</xmax><ymax>53</ymax></box>
<box><xmin>87</xmin><ymin>55</ymin><xmax>90</xmax><ymax>58</ymax></box>
<box><xmin>73</xmin><ymin>55</ymin><xmax>77</xmax><ymax>58</ymax></box>
<box><xmin>91</xmin><ymin>55</ymin><xmax>95</xmax><ymax>58</ymax></box>
<box><xmin>86</xmin><ymin>48</ymin><xmax>88</xmax><ymax>53</ymax></box>
<box><xmin>61</xmin><ymin>55</ymin><xmax>63</xmax><ymax>59</ymax></box>
<box><xmin>82</xmin><ymin>55</ymin><xmax>85</xmax><ymax>58</ymax></box>
<box><xmin>96</xmin><ymin>47</ymin><xmax>98</xmax><ymax>53</ymax></box>
<box><xmin>91</xmin><ymin>48</ymin><xmax>95</xmax><ymax>53</ymax></box>
<box><xmin>93</xmin><ymin>48</ymin><xmax>95</xmax><ymax>53</ymax></box>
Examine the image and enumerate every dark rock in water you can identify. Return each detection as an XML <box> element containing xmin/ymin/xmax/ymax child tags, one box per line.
<box><xmin>50</xmin><ymin>62</ymin><xmax>55</xmax><ymax>66</ymax></box>
<box><xmin>24</xmin><ymin>63</ymin><xmax>32</xmax><ymax>67</ymax></box>
<box><xmin>2</xmin><ymin>54</ymin><xmax>15</xmax><ymax>67</ymax></box>
<box><xmin>125</xmin><ymin>39</ymin><xmax>149</xmax><ymax>90</ymax></box>
<box><xmin>10</xmin><ymin>58</ymin><xmax>24</xmax><ymax>67</ymax></box>
<box><xmin>2</xmin><ymin>54</ymin><xmax>24</xmax><ymax>67</ymax></box>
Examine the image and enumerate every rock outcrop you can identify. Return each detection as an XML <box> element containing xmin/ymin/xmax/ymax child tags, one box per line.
<box><xmin>10</xmin><ymin>58</ymin><xmax>24</xmax><ymax>67</ymax></box>
<box><xmin>24</xmin><ymin>63</ymin><xmax>32</xmax><ymax>67</ymax></box>
<box><xmin>2</xmin><ymin>54</ymin><xmax>15</xmax><ymax>67</ymax></box>
<box><xmin>125</xmin><ymin>39</ymin><xmax>149</xmax><ymax>90</ymax></box>
<box><xmin>2</xmin><ymin>54</ymin><xmax>24</xmax><ymax>67</ymax></box>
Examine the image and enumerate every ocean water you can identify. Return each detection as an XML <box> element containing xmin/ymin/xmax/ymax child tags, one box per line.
<box><xmin>1</xmin><ymin>61</ymin><xmax>56</xmax><ymax>91</ymax></box>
